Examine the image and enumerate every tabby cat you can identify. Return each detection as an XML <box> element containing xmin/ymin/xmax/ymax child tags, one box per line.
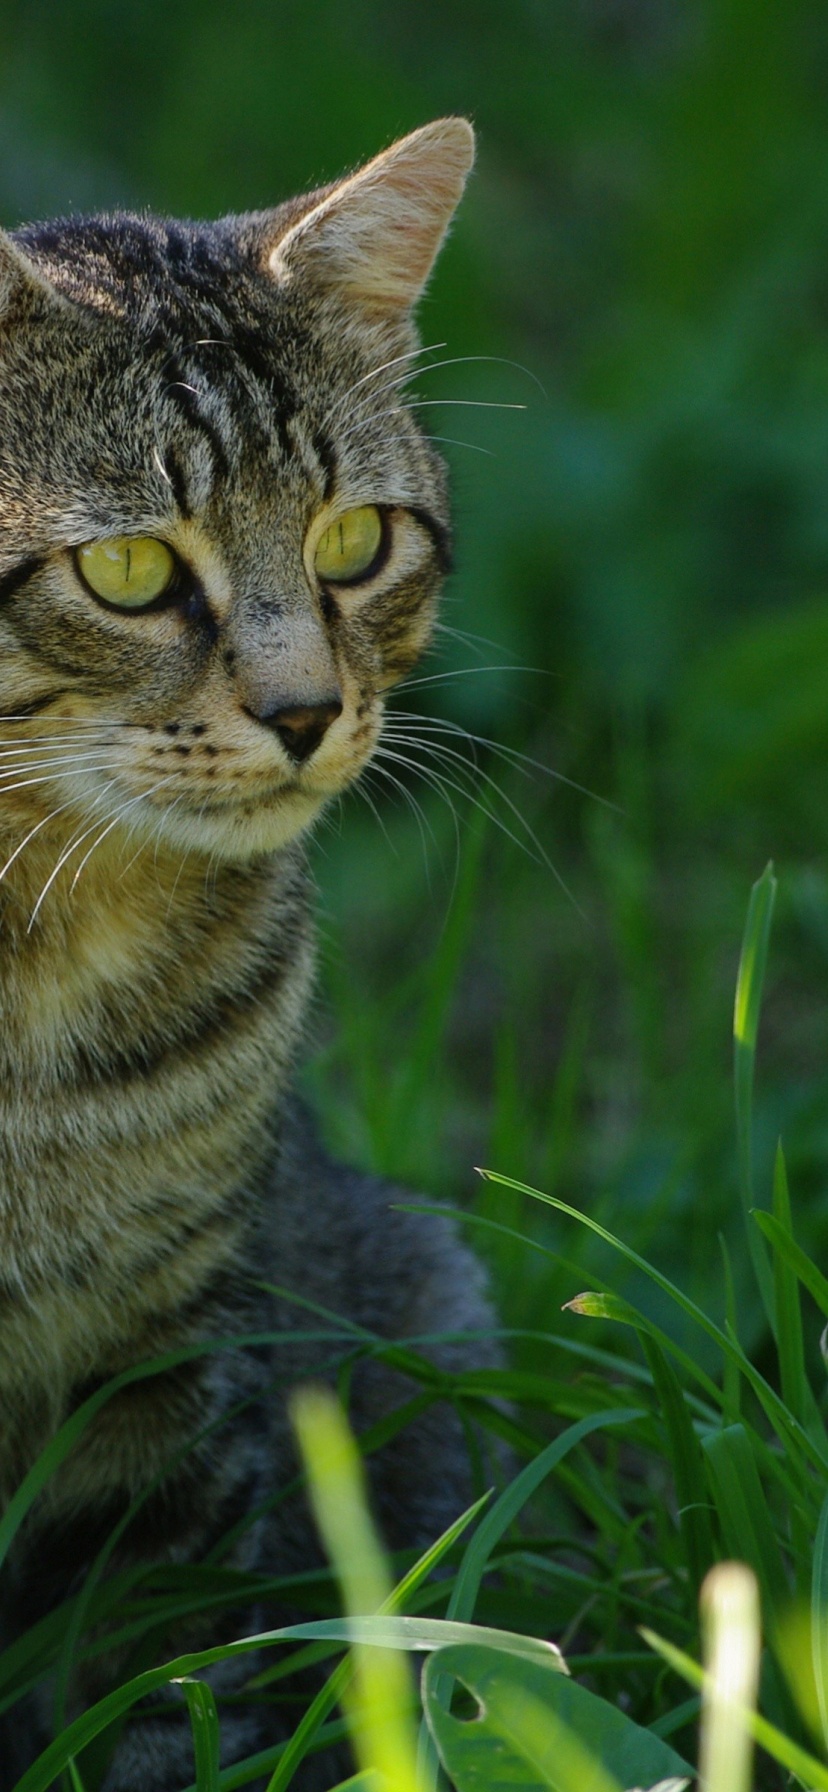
<box><xmin>0</xmin><ymin>120</ymin><xmax>497</xmax><ymax>1789</ymax></box>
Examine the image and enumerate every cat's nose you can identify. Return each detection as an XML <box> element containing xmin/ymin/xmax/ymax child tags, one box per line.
<box><xmin>258</xmin><ymin>697</ymin><xmax>343</xmax><ymax>764</ymax></box>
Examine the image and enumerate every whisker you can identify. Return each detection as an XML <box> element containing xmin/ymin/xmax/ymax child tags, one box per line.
<box><xmin>0</xmin><ymin>736</ymin><xmax>120</xmax><ymax>759</ymax></box>
<box><xmin>426</xmin><ymin>436</ymin><xmax>495</xmax><ymax>457</ymax></box>
<box><xmin>409</xmin><ymin>398</ymin><xmax>528</xmax><ymax>412</ymax></box>
<box><xmin>30</xmin><ymin>775</ymin><xmax>177</xmax><ymax>927</ymax></box>
<box><xmin>360</xmin><ymin>757</ymin><xmax>439</xmax><ymax>861</ymax></box>
<box><xmin>395</xmin><ymin>665</ymin><xmax>553</xmax><ymax>693</ymax></box>
<box><xmin>372</xmin><ymin>744</ymin><xmax>509</xmax><ymax>886</ymax></box>
<box><xmin>368</xmin><ymin>750</ymin><xmax>459</xmax><ymax>880</ymax></box>
<box><xmin>349</xmin><ymin>772</ymin><xmax>400</xmax><ymax>860</ymax></box>
<box><xmin>0</xmin><ymin>793</ymin><xmax>107</xmax><ymax>887</ymax></box>
<box><xmin>116</xmin><ymin>787</ymin><xmax>189</xmax><ymax>888</ymax></box>
<box><xmin>69</xmin><ymin>804</ymin><xmax>144</xmax><ymax>894</ymax></box>
<box><xmin>373</xmin><ymin>733</ymin><xmax>585</xmax><ymax>914</ymax></box>
<box><xmin>318</xmin><ymin>341</ymin><xmax>447</xmax><ymax>430</ymax></box>
<box><xmin>337</xmin><ymin>394</ymin><xmax>526</xmax><ymax>456</ymax></box>
<box><xmin>0</xmin><ymin>761</ymin><xmax>124</xmax><ymax>797</ymax></box>
<box><xmin>326</xmin><ymin>352</ymin><xmax>545</xmax><ymax>427</ymax></box>
<box><xmin>432</xmin><ymin>621</ymin><xmax>515</xmax><ymax>658</ymax></box>
<box><xmin>27</xmin><ymin>803</ymin><xmax>125</xmax><ymax>928</ymax></box>
<box><xmin>0</xmin><ymin>715</ymin><xmax>137</xmax><ymax>728</ymax></box>
<box><xmin>336</xmin><ymin>405</ymin><xmax>407</xmax><ymax>450</ymax></box>
<box><xmin>0</xmin><ymin>749</ymin><xmax>122</xmax><ymax>779</ymax></box>
<box><xmin>161</xmin><ymin>798</ymin><xmax>197</xmax><ymax>916</ymax></box>
<box><xmin>385</xmin><ymin>710</ymin><xmax>622</xmax><ymax>814</ymax></box>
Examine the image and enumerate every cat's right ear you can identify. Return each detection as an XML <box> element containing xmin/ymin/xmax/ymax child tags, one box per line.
<box><xmin>0</xmin><ymin>232</ymin><xmax>64</xmax><ymax>325</ymax></box>
<box><xmin>255</xmin><ymin>118</ymin><xmax>475</xmax><ymax>314</ymax></box>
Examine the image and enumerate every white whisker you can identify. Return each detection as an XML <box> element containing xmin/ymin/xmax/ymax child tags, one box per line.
<box><xmin>396</xmin><ymin>665</ymin><xmax>553</xmax><ymax>693</ymax></box>
<box><xmin>410</xmin><ymin>398</ymin><xmax>527</xmax><ymax>412</ymax></box>
<box><xmin>426</xmin><ymin>436</ymin><xmax>495</xmax><ymax>457</ymax></box>
<box><xmin>318</xmin><ymin>341</ymin><xmax>447</xmax><ymax>430</ymax></box>
<box><xmin>368</xmin><ymin>752</ymin><xmax>459</xmax><ymax>884</ymax></box>
<box><xmin>349</xmin><ymin>772</ymin><xmax>400</xmax><ymax>860</ymax></box>
<box><xmin>0</xmin><ymin>760</ymin><xmax>124</xmax><ymax>796</ymax></box>
<box><xmin>385</xmin><ymin>710</ymin><xmax>621</xmax><ymax>813</ymax></box>
<box><xmin>29</xmin><ymin>775</ymin><xmax>177</xmax><ymax>928</ymax></box>
<box><xmin>373</xmin><ymin>731</ymin><xmax>584</xmax><ymax>914</ymax></box>
<box><xmin>432</xmin><ymin>621</ymin><xmax>513</xmax><ymax>658</ymax></box>
<box><xmin>0</xmin><ymin>793</ymin><xmax>107</xmax><ymax>887</ymax></box>
<box><xmin>0</xmin><ymin>714</ymin><xmax>138</xmax><ymax>727</ymax></box>
<box><xmin>325</xmin><ymin>351</ymin><xmax>544</xmax><ymax>437</ymax></box>
<box><xmin>361</xmin><ymin>757</ymin><xmax>438</xmax><ymax>860</ymax></box>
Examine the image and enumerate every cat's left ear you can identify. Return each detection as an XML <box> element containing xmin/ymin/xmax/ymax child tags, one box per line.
<box><xmin>261</xmin><ymin>118</ymin><xmax>475</xmax><ymax>313</ymax></box>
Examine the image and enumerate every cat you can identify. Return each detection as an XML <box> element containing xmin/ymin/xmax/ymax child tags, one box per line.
<box><xmin>0</xmin><ymin>119</ymin><xmax>499</xmax><ymax>1790</ymax></box>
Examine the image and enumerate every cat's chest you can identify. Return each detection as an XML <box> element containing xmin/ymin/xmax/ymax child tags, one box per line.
<box><xmin>0</xmin><ymin>876</ymin><xmax>312</xmax><ymax>1353</ymax></box>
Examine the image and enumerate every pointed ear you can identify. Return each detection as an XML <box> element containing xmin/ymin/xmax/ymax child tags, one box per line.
<box><xmin>266</xmin><ymin>118</ymin><xmax>475</xmax><ymax>312</ymax></box>
<box><xmin>0</xmin><ymin>231</ymin><xmax>65</xmax><ymax>323</ymax></box>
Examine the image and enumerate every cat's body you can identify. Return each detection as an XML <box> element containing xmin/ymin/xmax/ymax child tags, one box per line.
<box><xmin>0</xmin><ymin>121</ymin><xmax>496</xmax><ymax>1789</ymax></box>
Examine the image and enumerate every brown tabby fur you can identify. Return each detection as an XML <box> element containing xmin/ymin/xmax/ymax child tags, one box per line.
<box><xmin>0</xmin><ymin>121</ymin><xmax>498</xmax><ymax>1790</ymax></box>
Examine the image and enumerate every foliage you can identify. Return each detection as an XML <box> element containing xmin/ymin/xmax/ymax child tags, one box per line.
<box><xmin>2</xmin><ymin>869</ymin><xmax>828</xmax><ymax>1789</ymax></box>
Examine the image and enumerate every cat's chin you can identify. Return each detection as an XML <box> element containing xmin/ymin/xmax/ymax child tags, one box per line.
<box><xmin>138</xmin><ymin>787</ymin><xmax>328</xmax><ymax>862</ymax></box>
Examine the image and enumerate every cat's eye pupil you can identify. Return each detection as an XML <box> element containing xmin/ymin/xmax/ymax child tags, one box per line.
<box><xmin>313</xmin><ymin>505</ymin><xmax>384</xmax><ymax>585</ymax></box>
<box><xmin>76</xmin><ymin>536</ymin><xmax>177</xmax><ymax>610</ymax></box>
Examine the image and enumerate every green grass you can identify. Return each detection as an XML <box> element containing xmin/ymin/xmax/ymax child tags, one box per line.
<box><xmin>6</xmin><ymin>838</ymin><xmax>828</xmax><ymax>1789</ymax></box>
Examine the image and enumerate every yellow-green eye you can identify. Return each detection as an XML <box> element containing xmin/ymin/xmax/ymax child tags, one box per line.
<box><xmin>75</xmin><ymin>537</ymin><xmax>177</xmax><ymax>609</ymax></box>
<box><xmin>313</xmin><ymin>506</ymin><xmax>384</xmax><ymax>585</ymax></box>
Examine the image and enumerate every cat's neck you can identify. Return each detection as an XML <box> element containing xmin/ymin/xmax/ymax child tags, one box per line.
<box><xmin>0</xmin><ymin>803</ymin><xmax>315</xmax><ymax>1085</ymax></box>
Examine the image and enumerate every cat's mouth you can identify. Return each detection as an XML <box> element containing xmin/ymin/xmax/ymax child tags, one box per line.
<box><xmin>134</xmin><ymin>775</ymin><xmax>330</xmax><ymax>861</ymax></box>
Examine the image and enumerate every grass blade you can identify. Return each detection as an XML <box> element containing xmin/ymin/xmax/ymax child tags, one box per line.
<box><xmin>733</xmin><ymin>861</ymin><xmax>776</xmax><ymax>1322</ymax></box>
<box><xmin>257</xmin><ymin>1495</ymin><xmax>492</xmax><ymax>1792</ymax></box>
<box><xmin>290</xmin><ymin>1386</ymin><xmax>420</xmax><ymax>1792</ymax></box>
<box><xmin>640</xmin><ymin>1334</ymin><xmax>715</xmax><ymax>1596</ymax></box>
<box><xmin>447</xmin><ymin>1406</ymin><xmax>645</xmax><ymax>1624</ymax></box>
<box><xmin>771</xmin><ymin>1142</ymin><xmax>810</xmax><ymax>1428</ymax></box>
<box><xmin>701</xmin><ymin>1425</ymin><xmax>789</xmax><ymax>1628</ymax></box>
<box><xmin>476</xmin><ymin>1173</ymin><xmax>828</xmax><ymax>1474</ymax></box>
<box><xmin>175</xmin><ymin>1678</ymin><xmax>221</xmax><ymax>1792</ymax></box>
<box><xmin>698</xmin><ymin>1564</ymin><xmax>760</xmax><ymax>1792</ymax></box>
<box><xmin>813</xmin><ymin>1490</ymin><xmax>828</xmax><ymax>1754</ymax></box>
<box><xmin>642</xmin><ymin>1624</ymin><xmax>828</xmax><ymax>1789</ymax></box>
<box><xmin>753</xmin><ymin>1209</ymin><xmax>828</xmax><ymax>1317</ymax></box>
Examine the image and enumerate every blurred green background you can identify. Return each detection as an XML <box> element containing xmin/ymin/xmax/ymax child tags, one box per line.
<box><xmin>6</xmin><ymin>0</ymin><xmax>828</xmax><ymax>1348</ymax></box>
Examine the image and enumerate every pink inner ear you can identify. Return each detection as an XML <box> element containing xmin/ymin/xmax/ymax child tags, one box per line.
<box><xmin>268</xmin><ymin>118</ymin><xmax>475</xmax><ymax>313</ymax></box>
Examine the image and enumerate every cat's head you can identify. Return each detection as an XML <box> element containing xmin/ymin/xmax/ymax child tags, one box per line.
<box><xmin>0</xmin><ymin>118</ymin><xmax>473</xmax><ymax>865</ymax></box>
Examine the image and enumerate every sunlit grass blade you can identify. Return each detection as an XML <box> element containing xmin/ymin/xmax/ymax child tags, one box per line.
<box><xmin>257</xmin><ymin>1495</ymin><xmax>491</xmax><ymax>1792</ymax></box>
<box><xmin>418</xmin><ymin>1406</ymin><xmax>639</xmax><ymax>1788</ymax></box>
<box><xmin>290</xmin><ymin>1384</ymin><xmax>419</xmax><ymax>1792</ymax></box>
<box><xmin>733</xmin><ymin>861</ymin><xmax>776</xmax><ymax>1322</ymax></box>
<box><xmin>563</xmin><ymin>1290</ymin><xmax>722</xmax><ymax>1408</ymax></box>
<box><xmin>813</xmin><ymin>1491</ymin><xmax>828</xmax><ymax>1754</ymax></box>
<box><xmin>174</xmin><ymin>1677</ymin><xmax>221</xmax><ymax>1792</ymax></box>
<box><xmin>697</xmin><ymin>1564</ymin><xmax>760</xmax><ymax>1792</ymax></box>
<box><xmin>643</xmin><ymin>1611</ymin><xmax>828</xmax><ymax>1788</ymax></box>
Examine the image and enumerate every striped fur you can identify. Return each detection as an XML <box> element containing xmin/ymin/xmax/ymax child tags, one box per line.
<box><xmin>0</xmin><ymin>121</ymin><xmax>498</xmax><ymax>1790</ymax></box>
